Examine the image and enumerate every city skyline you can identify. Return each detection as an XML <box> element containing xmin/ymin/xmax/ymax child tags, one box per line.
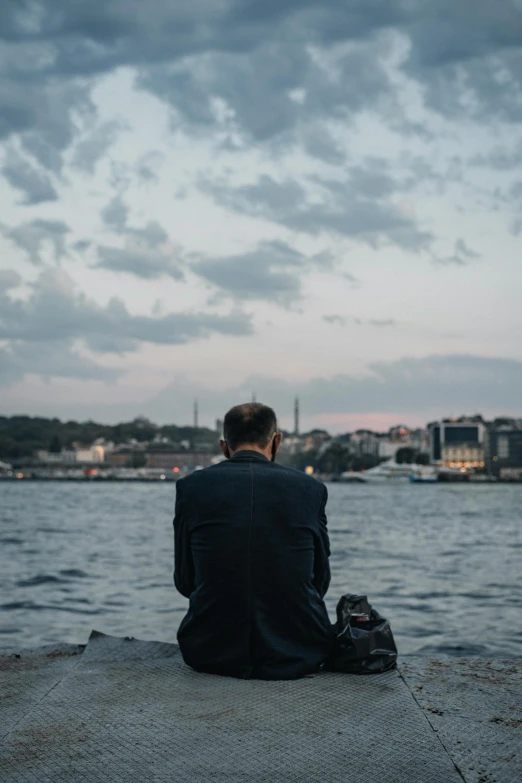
<box><xmin>3</xmin><ymin>409</ymin><xmax>521</xmax><ymax>481</ymax></box>
<box><xmin>1</xmin><ymin>2</ymin><xmax>522</xmax><ymax>432</ymax></box>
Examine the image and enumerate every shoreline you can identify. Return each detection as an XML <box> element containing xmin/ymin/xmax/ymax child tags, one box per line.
<box><xmin>1</xmin><ymin>475</ymin><xmax>520</xmax><ymax>483</ymax></box>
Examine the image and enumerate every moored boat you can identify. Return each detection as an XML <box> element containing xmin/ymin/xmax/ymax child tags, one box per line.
<box><xmin>408</xmin><ymin>472</ymin><xmax>438</xmax><ymax>483</ymax></box>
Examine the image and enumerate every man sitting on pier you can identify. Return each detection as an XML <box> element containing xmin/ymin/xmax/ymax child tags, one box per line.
<box><xmin>173</xmin><ymin>402</ymin><xmax>334</xmax><ymax>680</ymax></box>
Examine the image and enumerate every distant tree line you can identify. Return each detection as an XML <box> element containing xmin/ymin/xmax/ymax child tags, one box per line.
<box><xmin>0</xmin><ymin>416</ymin><xmax>218</xmax><ymax>460</ymax></box>
<box><xmin>0</xmin><ymin>415</ymin><xmax>444</xmax><ymax>470</ymax></box>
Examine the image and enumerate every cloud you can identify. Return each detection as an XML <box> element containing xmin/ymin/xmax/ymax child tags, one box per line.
<box><xmin>147</xmin><ymin>354</ymin><xmax>522</xmax><ymax>421</ymax></box>
<box><xmin>0</xmin><ymin>268</ymin><xmax>253</xmax><ymax>360</ymax></box>
<box><xmin>434</xmin><ymin>238</ymin><xmax>481</xmax><ymax>266</ymax></box>
<box><xmin>0</xmin><ymin>62</ymin><xmax>95</xmax><ymax>171</ymax></box>
<box><xmin>292</xmin><ymin>354</ymin><xmax>522</xmax><ymax>414</ymax></box>
<box><xmin>0</xmin><ymin>341</ymin><xmax>121</xmax><ymax>387</ymax></box>
<box><xmin>96</xmin><ymin>201</ymin><xmax>184</xmax><ymax>279</ymax></box>
<box><xmin>101</xmin><ymin>194</ymin><xmax>129</xmax><ymax>229</ymax></box>
<box><xmin>7</xmin><ymin>352</ymin><xmax>520</xmax><ymax>423</ymax></box>
<box><xmin>139</xmin><ymin>35</ymin><xmax>394</xmax><ymax>149</ymax></box>
<box><xmin>98</xmin><ymin>234</ymin><xmax>324</xmax><ymax>298</ymax></box>
<box><xmin>2</xmin><ymin>219</ymin><xmax>70</xmax><ymax>264</ymax></box>
<box><xmin>135</xmin><ymin>151</ymin><xmax>164</xmax><ymax>183</ymax></box>
<box><xmin>0</xmin><ymin>269</ymin><xmax>22</xmax><ymax>291</ymax></box>
<box><xmin>125</xmin><ymin>222</ymin><xmax>168</xmax><ymax>247</ymax></box>
<box><xmin>1</xmin><ymin>2</ymin><xmax>520</xmax><ymax>414</ymax></box>
<box><xmin>455</xmin><ymin>239</ymin><xmax>480</xmax><ymax>260</ymax></box>
<box><xmin>0</xmin><ymin>0</ymin><xmax>520</xmax><ymax>173</ymax></box>
<box><xmin>323</xmin><ymin>314</ymin><xmax>396</xmax><ymax>327</ymax></box>
<box><xmin>203</xmin><ymin>173</ymin><xmax>433</xmax><ymax>252</ymax></box>
<box><xmin>366</xmin><ymin>318</ymin><xmax>396</xmax><ymax>327</ymax></box>
<box><xmin>469</xmin><ymin>143</ymin><xmax>522</xmax><ymax>170</ymax></box>
<box><xmin>2</xmin><ymin>148</ymin><xmax>58</xmax><ymax>204</ymax></box>
<box><xmin>95</xmin><ymin>242</ymin><xmax>184</xmax><ymax>280</ymax></box>
<box><xmin>405</xmin><ymin>4</ymin><xmax>522</xmax><ymax>122</ymax></box>
<box><xmin>71</xmin><ymin>120</ymin><xmax>124</xmax><ymax>174</ymax></box>
<box><xmin>194</xmin><ymin>240</ymin><xmax>311</xmax><ymax>304</ymax></box>
<box><xmin>0</xmin><ymin>0</ymin><xmax>520</xmax><ymax>212</ymax></box>
<box><xmin>301</xmin><ymin>126</ymin><xmax>345</xmax><ymax>165</ymax></box>
<box><xmin>323</xmin><ymin>314</ymin><xmax>346</xmax><ymax>325</ymax></box>
<box><xmin>336</xmin><ymin>161</ymin><xmax>397</xmax><ymax>200</ymax></box>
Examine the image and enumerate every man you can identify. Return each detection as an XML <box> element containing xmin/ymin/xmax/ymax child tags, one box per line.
<box><xmin>173</xmin><ymin>402</ymin><xmax>334</xmax><ymax>680</ymax></box>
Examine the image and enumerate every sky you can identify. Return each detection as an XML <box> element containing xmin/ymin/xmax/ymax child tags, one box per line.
<box><xmin>1</xmin><ymin>0</ymin><xmax>521</xmax><ymax>433</ymax></box>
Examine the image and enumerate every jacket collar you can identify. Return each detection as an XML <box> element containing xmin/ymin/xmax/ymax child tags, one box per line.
<box><xmin>229</xmin><ymin>449</ymin><xmax>270</xmax><ymax>463</ymax></box>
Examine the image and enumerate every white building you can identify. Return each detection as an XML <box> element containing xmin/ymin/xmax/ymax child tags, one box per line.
<box><xmin>75</xmin><ymin>445</ymin><xmax>105</xmax><ymax>463</ymax></box>
<box><xmin>36</xmin><ymin>450</ymin><xmax>76</xmax><ymax>464</ymax></box>
<box><xmin>378</xmin><ymin>440</ymin><xmax>402</xmax><ymax>459</ymax></box>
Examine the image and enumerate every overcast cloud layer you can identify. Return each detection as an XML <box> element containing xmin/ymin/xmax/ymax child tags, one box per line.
<box><xmin>1</xmin><ymin>1</ymin><xmax>521</xmax><ymax>430</ymax></box>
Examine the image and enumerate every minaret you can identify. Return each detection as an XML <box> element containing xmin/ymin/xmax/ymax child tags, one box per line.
<box><xmin>252</xmin><ymin>391</ymin><xmax>256</xmax><ymax>403</ymax></box>
<box><xmin>294</xmin><ymin>396</ymin><xmax>299</xmax><ymax>436</ymax></box>
<box><xmin>193</xmin><ymin>399</ymin><xmax>199</xmax><ymax>429</ymax></box>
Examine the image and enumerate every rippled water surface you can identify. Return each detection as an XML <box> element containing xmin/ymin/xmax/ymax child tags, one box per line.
<box><xmin>1</xmin><ymin>481</ymin><xmax>521</xmax><ymax>655</ymax></box>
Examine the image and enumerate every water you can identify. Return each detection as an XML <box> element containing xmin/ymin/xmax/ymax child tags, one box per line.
<box><xmin>1</xmin><ymin>481</ymin><xmax>521</xmax><ymax>656</ymax></box>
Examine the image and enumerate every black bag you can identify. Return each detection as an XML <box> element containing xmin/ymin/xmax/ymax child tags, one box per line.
<box><xmin>325</xmin><ymin>594</ymin><xmax>398</xmax><ymax>674</ymax></box>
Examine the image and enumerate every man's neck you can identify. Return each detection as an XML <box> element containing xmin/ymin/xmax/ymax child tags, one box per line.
<box><xmin>230</xmin><ymin>444</ymin><xmax>271</xmax><ymax>459</ymax></box>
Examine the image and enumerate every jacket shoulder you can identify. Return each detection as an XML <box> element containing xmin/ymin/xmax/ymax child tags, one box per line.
<box><xmin>268</xmin><ymin>462</ymin><xmax>326</xmax><ymax>495</ymax></box>
<box><xmin>178</xmin><ymin>461</ymin><xmax>325</xmax><ymax>498</ymax></box>
<box><xmin>176</xmin><ymin>461</ymin><xmax>225</xmax><ymax>490</ymax></box>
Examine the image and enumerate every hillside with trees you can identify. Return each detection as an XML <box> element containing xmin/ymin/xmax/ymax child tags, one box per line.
<box><xmin>0</xmin><ymin>416</ymin><xmax>218</xmax><ymax>460</ymax></box>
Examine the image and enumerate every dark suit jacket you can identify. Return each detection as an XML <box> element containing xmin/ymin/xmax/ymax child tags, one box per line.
<box><xmin>173</xmin><ymin>450</ymin><xmax>334</xmax><ymax>680</ymax></box>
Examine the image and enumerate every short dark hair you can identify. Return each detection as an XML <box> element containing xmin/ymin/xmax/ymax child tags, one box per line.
<box><xmin>223</xmin><ymin>403</ymin><xmax>277</xmax><ymax>450</ymax></box>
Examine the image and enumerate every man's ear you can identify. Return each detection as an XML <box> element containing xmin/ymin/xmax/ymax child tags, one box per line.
<box><xmin>274</xmin><ymin>432</ymin><xmax>283</xmax><ymax>453</ymax></box>
<box><xmin>220</xmin><ymin>439</ymin><xmax>231</xmax><ymax>459</ymax></box>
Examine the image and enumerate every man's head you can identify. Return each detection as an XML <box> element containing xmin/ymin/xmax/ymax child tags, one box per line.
<box><xmin>220</xmin><ymin>402</ymin><xmax>282</xmax><ymax>460</ymax></box>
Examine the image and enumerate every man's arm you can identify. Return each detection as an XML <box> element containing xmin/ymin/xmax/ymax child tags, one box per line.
<box><xmin>312</xmin><ymin>485</ymin><xmax>331</xmax><ymax>598</ymax></box>
<box><xmin>173</xmin><ymin>479</ymin><xmax>196</xmax><ymax>598</ymax></box>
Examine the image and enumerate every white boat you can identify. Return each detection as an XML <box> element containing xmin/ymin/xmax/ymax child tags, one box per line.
<box><xmin>363</xmin><ymin>459</ymin><xmax>430</xmax><ymax>482</ymax></box>
<box><xmin>408</xmin><ymin>471</ymin><xmax>438</xmax><ymax>484</ymax></box>
<box><xmin>339</xmin><ymin>471</ymin><xmax>367</xmax><ymax>483</ymax></box>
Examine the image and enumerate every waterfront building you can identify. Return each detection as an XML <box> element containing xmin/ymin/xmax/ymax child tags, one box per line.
<box><xmin>75</xmin><ymin>445</ymin><xmax>105</xmax><ymax>463</ymax></box>
<box><xmin>278</xmin><ymin>435</ymin><xmax>305</xmax><ymax>457</ymax></box>
<box><xmin>281</xmin><ymin>430</ymin><xmax>330</xmax><ymax>455</ymax></box>
<box><xmin>350</xmin><ymin>430</ymin><xmax>380</xmax><ymax>459</ymax></box>
<box><xmin>378</xmin><ymin>439</ymin><xmax>402</xmax><ymax>459</ymax></box>
<box><xmin>410</xmin><ymin>428</ymin><xmax>429</xmax><ymax>453</ymax></box>
<box><xmin>441</xmin><ymin>444</ymin><xmax>485</xmax><ymax>470</ymax></box>
<box><xmin>107</xmin><ymin>447</ymin><xmax>142</xmax><ymax>467</ymax></box>
<box><xmin>429</xmin><ymin>420</ymin><xmax>486</xmax><ymax>464</ymax></box>
<box><xmin>485</xmin><ymin>427</ymin><xmax>522</xmax><ymax>479</ymax></box>
<box><xmin>35</xmin><ymin>449</ymin><xmax>77</xmax><ymax>465</ymax></box>
<box><xmin>145</xmin><ymin>450</ymin><xmax>213</xmax><ymax>471</ymax></box>
<box><xmin>378</xmin><ymin>426</ymin><xmax>415</xmax><ymax>460</ymax></box>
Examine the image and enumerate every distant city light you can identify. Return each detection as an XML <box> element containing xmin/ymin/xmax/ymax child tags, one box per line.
<box><xmin>304</xmin><ymin>466</ymin><xmax>314</xmax><ymax>475</ymax></box>
<box><xmin>173</xmin><ymin>467</ymin><xmax>180</xmax><ymax>473</ymax></box>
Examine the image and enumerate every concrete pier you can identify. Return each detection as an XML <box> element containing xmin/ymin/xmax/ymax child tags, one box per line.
<box><xmin>1</xmin><ymin>631</ymin><xmax>520</xmax><ymax>782</ymax></box>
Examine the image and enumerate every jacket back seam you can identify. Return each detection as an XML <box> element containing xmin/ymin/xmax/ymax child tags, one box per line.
<box><xmin>247</xmin><ymin>460</ymin><xmax>254</xmax><ymax>661</ymax></box>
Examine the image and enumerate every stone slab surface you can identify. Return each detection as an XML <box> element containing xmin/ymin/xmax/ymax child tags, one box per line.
<box><xmin>0</xmin><ymin>631</ymin><xmax>464</xmax><ymax>783</ymax></box>
<box><xmin>400</xmin><ymin>656</ymin><xmax>522</xmax><ymax>783</ymax></box>
<box><xmin>0</xmin><ymin>643</ymin><xmax>84</xmax><ymax>741</ymax></box>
